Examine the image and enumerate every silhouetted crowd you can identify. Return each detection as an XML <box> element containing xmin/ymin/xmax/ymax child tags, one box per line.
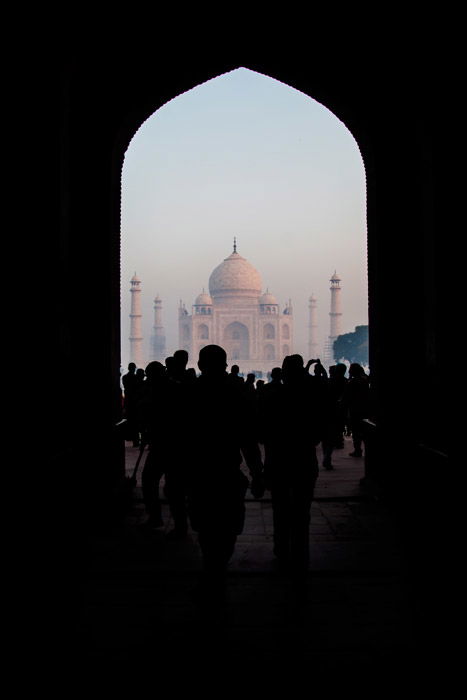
<box><xmin>121</xmin><ymin>346</ymin><xmax>370</xmax><ymax>603</ymax></box>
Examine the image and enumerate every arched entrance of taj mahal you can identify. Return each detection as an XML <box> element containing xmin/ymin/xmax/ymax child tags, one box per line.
<box><xmin>223</xmin><ymin>321</ymin><xmax>250</xmax><ymax>362</ymax></box>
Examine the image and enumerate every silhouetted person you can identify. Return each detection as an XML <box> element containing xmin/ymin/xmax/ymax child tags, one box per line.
<box><xmin>164</xmin><ymin>349</ymin><xmax>193</xmax><ymax>540</ymax></box>
<box><xmin>122</xmin><ymin>362</ymin><xmax>140</xmax><ymax>446</ymax></box>
<box><xmin>165</xmin><ymin>356</ymin><xmax>175</xmax><ymax>380</ymax></box>
<box><xmin>321</xmin><ymin>363</ymin><xmax>348</xmax><ymax>469</ymax></box>
<box><xmin>186</xmin><ymin>345</ymin><xmax>263</xmax><ymax>603</ymax></box>
<box><xmin>258</xmin><ymin>354</ymin><xmax>324</xmax><ymax>580</ymax></box>
<box><xmin>244</xmin><ymin>373</ymin><xmax>256</xmax><ymax>395</ymax></box>
<box><xmin>342</xmin><ymin>363</ymin><xmax>370</xmax><ymax>457</ymax></box>
<box><xmin>138</xmin><ymin>361</ymin><xmax>173</xmax><ymax>528</ymax></box>
<box><xmin>186</xmin><ymin>367</ymin><xmax>197</xmax><ymax>381</ymax></box>
<box><xmin>228</xmin><ymin>364</ymin><xmax>244</xmax><ymax>385</ymax></box>
<box><xmin>171</xmin><ymin>349</ymin><xmax>189</xmax><ymax>381</ymax></box>
<box><xmin>329</xmin><ymin>363</ymin><xmax>348</xmax><ymax>448</ymax></box>
<box><xmin>256</xmin><ymin>379</ymin><xmax>265</xmax><ymax>395</ymax></box>
<box><xmin>269</xmin><ymin>366</ymin><xmax>282</xmax><ymax>386</ymax></box>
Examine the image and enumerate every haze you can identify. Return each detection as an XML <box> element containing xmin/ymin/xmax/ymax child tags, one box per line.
<box><xmin>121</xmin><ymin>67</ymin><xmax>368</xmax><ymax>368</ymax></box>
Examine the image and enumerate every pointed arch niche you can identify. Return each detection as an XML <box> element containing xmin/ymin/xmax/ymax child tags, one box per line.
<box><xmin>120</xmin><ymin>67</ymin><xmax>368</xmax><ymax>372</ymax></box>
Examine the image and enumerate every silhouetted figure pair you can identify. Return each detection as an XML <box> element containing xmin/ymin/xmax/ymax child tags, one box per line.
<box><xmin>259</xmin><ymin>354</ymin><xmax>325</xmax><ymax>578</ymax></box>
<box><xmin>185</xmin><ymin>345</ymin><xmax>264</xmax><ymax>602</ymax></box>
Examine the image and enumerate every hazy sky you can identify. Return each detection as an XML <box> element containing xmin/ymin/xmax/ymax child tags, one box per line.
<box><xmin>121</xmin><ymin>67</ymin><xmax>368</xmax><ymax>367</ymax></box>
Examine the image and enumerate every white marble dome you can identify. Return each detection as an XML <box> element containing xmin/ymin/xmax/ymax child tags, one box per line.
<box><xmin>194</xmin><ymin>291</ymin><xmax>212</xmax><ymax>306</ymax></box>
<box><xmin>209</xmin><ymin>251</ymin><xmax>262</xmax><ymax>300</ymax></box>
<box><xmin>259</xmin><ymin>290</ymin><xmax>277</xmax><ymax>305</ymax></box>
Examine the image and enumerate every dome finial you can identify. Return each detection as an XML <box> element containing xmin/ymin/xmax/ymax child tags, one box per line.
<box><xmin>233</xmin><ymin>236</ymin><xmax>237</xmax><ymax>254</ymax></box>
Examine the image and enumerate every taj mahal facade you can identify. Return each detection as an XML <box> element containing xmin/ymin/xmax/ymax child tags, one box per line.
<box><xmin>128</xmin><ymin>242</ymin><xmax>342</xmax><ymax>376</ymax></box>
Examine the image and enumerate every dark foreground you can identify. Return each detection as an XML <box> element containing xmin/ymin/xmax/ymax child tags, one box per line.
<box><xmin>68</xmin><ymin>439</ymin><xmax>444</xmax><ymax>687</ymax></box>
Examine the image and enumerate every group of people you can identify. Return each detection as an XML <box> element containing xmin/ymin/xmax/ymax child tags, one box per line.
<box><xmin>121</xmin><ymin>347</ymin><xmax>370</xmax><ymax>599</ymax></box>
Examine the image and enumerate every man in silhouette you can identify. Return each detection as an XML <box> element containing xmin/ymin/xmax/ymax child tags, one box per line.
<box><xmin>228</xmin><ymin>364</ymin><xmax>244</xmax><ymax>385</ymax></box>
<box><xmin>122</xmin><ymin>362</ymin><xmax>140</xmax><ymax>446</ymax></box>
<box><xmin>329</xmin><ymin>363</ymin><xmax>348</xmax><ymax>449</ymax></box>
<box><xmin>186</xmin><ymin>345</ymin><xmax>264</xmax><ymax>601</ymax></box>
<box><xmin>343</xmin><ymin>362</ymin><xmax>370</xmax><ymax>457</ymax></box>
<box><xmin>320</xmin><ymin>362</ymin><xmax>348</xmax><ymax>469</ymax></box>
<box><xmin>138</xmin><ymin>361</ymin><xmax>173</xmax><ymax>528</ymax></box>
<box><xmin>164</xmin><ymin>349</ymin><xmax>194</xmax><ymax>540</ymax></box>
<box><xmin>258</xmin><ymin>354</ymin><xmax>324</xmax><ymax>579</ymax></box>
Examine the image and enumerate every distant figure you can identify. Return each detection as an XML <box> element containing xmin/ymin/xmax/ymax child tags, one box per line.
<box><xmin>256</xmin><ymin>379</ymin><xmax>265</xmax><ymax>395</ymax></box>
<box><xmin>164</xmin><ymin>349</ymin><xmax>193</xmax><ymax>540</ymax></box>
<box><xmin>165</xmin><ymin>356</ymin><xmax>175</xmax><ymax>379</ymax></box>
<box><xmin>172</xmin><ymin>349</ymin><xmax>189</xmax><ymax>382</ymax></box>
<box><xmin>228</xmin><ymin>364</ymin><xmax>244</xmax><ymax>385</ymax></box>
<box><xmin>259</xmin><ymin>354</ymin><xmax>324</xmax><ymax>579</ymax></box>
<box><xmin>343</xmin><ymin>363</ymin><xmax>370</xmax><ymax>457</ymax></box>
<box><xmin>329</xmin><ymin>363</ymin><xmax>348</xmax><ymax>449</ymax></box>
<box><xmin>186</xmin><ymin>367</ymin><xmax>197</xmax><ymax>381</ymax></box>
<box><xmin>320</xmin><ymin>363</ymin><xmax>348</xmax><ymax>469</ymax></box>
<box><xmin>138</xmin><ymin>361</ymin><xmax>173</xmax><ymax>528</ymax></box>
<box><xmin>122</xmin><ymin>362</ymin><xmax>140</xmax><ymax>446</ymax></box>
<box><xmin>269</xmin><ymin>367</ymin><xmax>282</xmax><ymax>386</ymax></box>
<box><xmin>186</xmin><ymin>345</ymin><xmax>264</xmax><ymax>602</ymax></box>
<box><xmin>244</xmin><ymin>373</ymin><xmax>256</xmax><ymax>395</ymax></box>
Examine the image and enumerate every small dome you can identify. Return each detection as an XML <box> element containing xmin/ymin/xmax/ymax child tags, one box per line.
<box><xmin>130</xmin><ymin>272</ymin><xmax>141</xmax><ymax>283</ymax></box>
<box><xmin>259</xmin><ymin>290</ymin><xmax>277</xmax><ymax>305</ymax></box>
<box><xmin>330</xmin><ymin>271</ymin><xmax>341</xmax><ymax>281</ymax></box>
<box><xmin>194</xmin><ymin>291</ymin><xmax>213</xmax><ymax>306</ymax></box>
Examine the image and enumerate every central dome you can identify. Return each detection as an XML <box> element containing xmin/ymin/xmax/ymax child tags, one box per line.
<box><xmin>209</xmin><ymin>250</ymin><xmax>262</xmax><ymax>302</ymax></box>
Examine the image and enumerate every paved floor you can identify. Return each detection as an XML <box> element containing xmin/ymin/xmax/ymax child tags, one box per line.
<box><xmin>72</xmin><ymin>436</ymin><xmax>432</xmax><ymax>684</ymax></box>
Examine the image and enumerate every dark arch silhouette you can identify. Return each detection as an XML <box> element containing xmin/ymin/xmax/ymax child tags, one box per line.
<box><xmin>37</xmin><ymin>51</ymin><xmax>449</xmax><ymax>676</ymax></box>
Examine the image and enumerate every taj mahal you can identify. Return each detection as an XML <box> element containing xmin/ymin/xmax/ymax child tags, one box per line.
<box><xmin>128</xmin><ymin>241</ymin><xmax>342</xmax><ymax>375</ymax></box>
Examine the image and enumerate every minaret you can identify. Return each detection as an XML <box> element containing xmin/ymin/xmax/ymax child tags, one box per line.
<box><xmin>129</xmin><ymin>273</ymin><xmax>144</xmax><ymax>367</ymax></box>
<box><xmin>308</xmin><ymin>294</ymin><xmax>319</xmax><ymax>359</ymax></box>
<box><xmin>150</xmin><ymin>295</ymin><xmax>166</xmax><ymax>362</ymax></box>
<box><xmin>324</xmin><ymin>271</ymin><xmax>343</xmax><ymax>365</ymax></box>
<box><xmin>329</xmin><ymin>271</ymin><xmax>342</xmax><ymax>341</ymax></box>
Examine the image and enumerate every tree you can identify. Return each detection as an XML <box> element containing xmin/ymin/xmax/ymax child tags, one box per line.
<box><xmin>333</xmin><ymin>325</ymin><xmax>368</xmax><ymax>365</ymax></box>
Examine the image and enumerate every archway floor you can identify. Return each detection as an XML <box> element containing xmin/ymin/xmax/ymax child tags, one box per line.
<box><xmin>74</xmin><ymin>438</ymin><xmax>423</xmax><ymax>679</ymax></box>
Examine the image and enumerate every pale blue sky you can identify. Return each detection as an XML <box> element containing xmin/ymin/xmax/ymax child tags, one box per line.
<box><xmin>121</xmin><ymin>67</ymin><xmax>368</xmax><ymax>367</ymax></box>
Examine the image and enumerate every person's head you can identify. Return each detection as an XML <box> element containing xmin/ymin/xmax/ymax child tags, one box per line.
<box><xmin>165</xmin><ymin>356</ymin><xmax>175</xmax><ymax>375</ymax></box>
<box><xmin>136</xmin><ymin>368</ymin><xmax>145</xmax><ymax>380</ymax></box>
<box><xmin>246</xmin><ymin>373</ymin><xmax>256</xmax><ymax>384</ymax></box>
<box><xmin>198</xmin><ymin>345</ymin><xmax>227</xmax><ymax>376</ymax></box>
<box><xmin>335</xmin><ymin>363</ymin><xmax>347</xmax><ymax>377</ymax></box>
<box><xmin>173</xmin><ymin>349</ymin><xmax>189</xmax><ymax>371</ymax></box>
<box><xmin>349</xmin><ymin>362</ymin><xmax>364</xmax><ymax>378</ymax></box>
<box><xmin>231</xmin><ymin>364</ymin><xmax>240</xmax><ymax>375</ymax></box>
<box><xmin>145</xmin><ymin>361</ymin><xmax>165</xmax><ymax>382</ymax></box>
<box><xmin>128</xmin><ymin>362</ymin><xmax>136</xmax><ymax>373</ymax></box>
<box><xmin>282</xmin><ymin>354</ymin><xmax>304</xmax><ymax>383</ymax></box>
<box><xmin>270</xmin><ymin>367</ymin><xmax>282</xmax><ymax>382</ymax></box>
